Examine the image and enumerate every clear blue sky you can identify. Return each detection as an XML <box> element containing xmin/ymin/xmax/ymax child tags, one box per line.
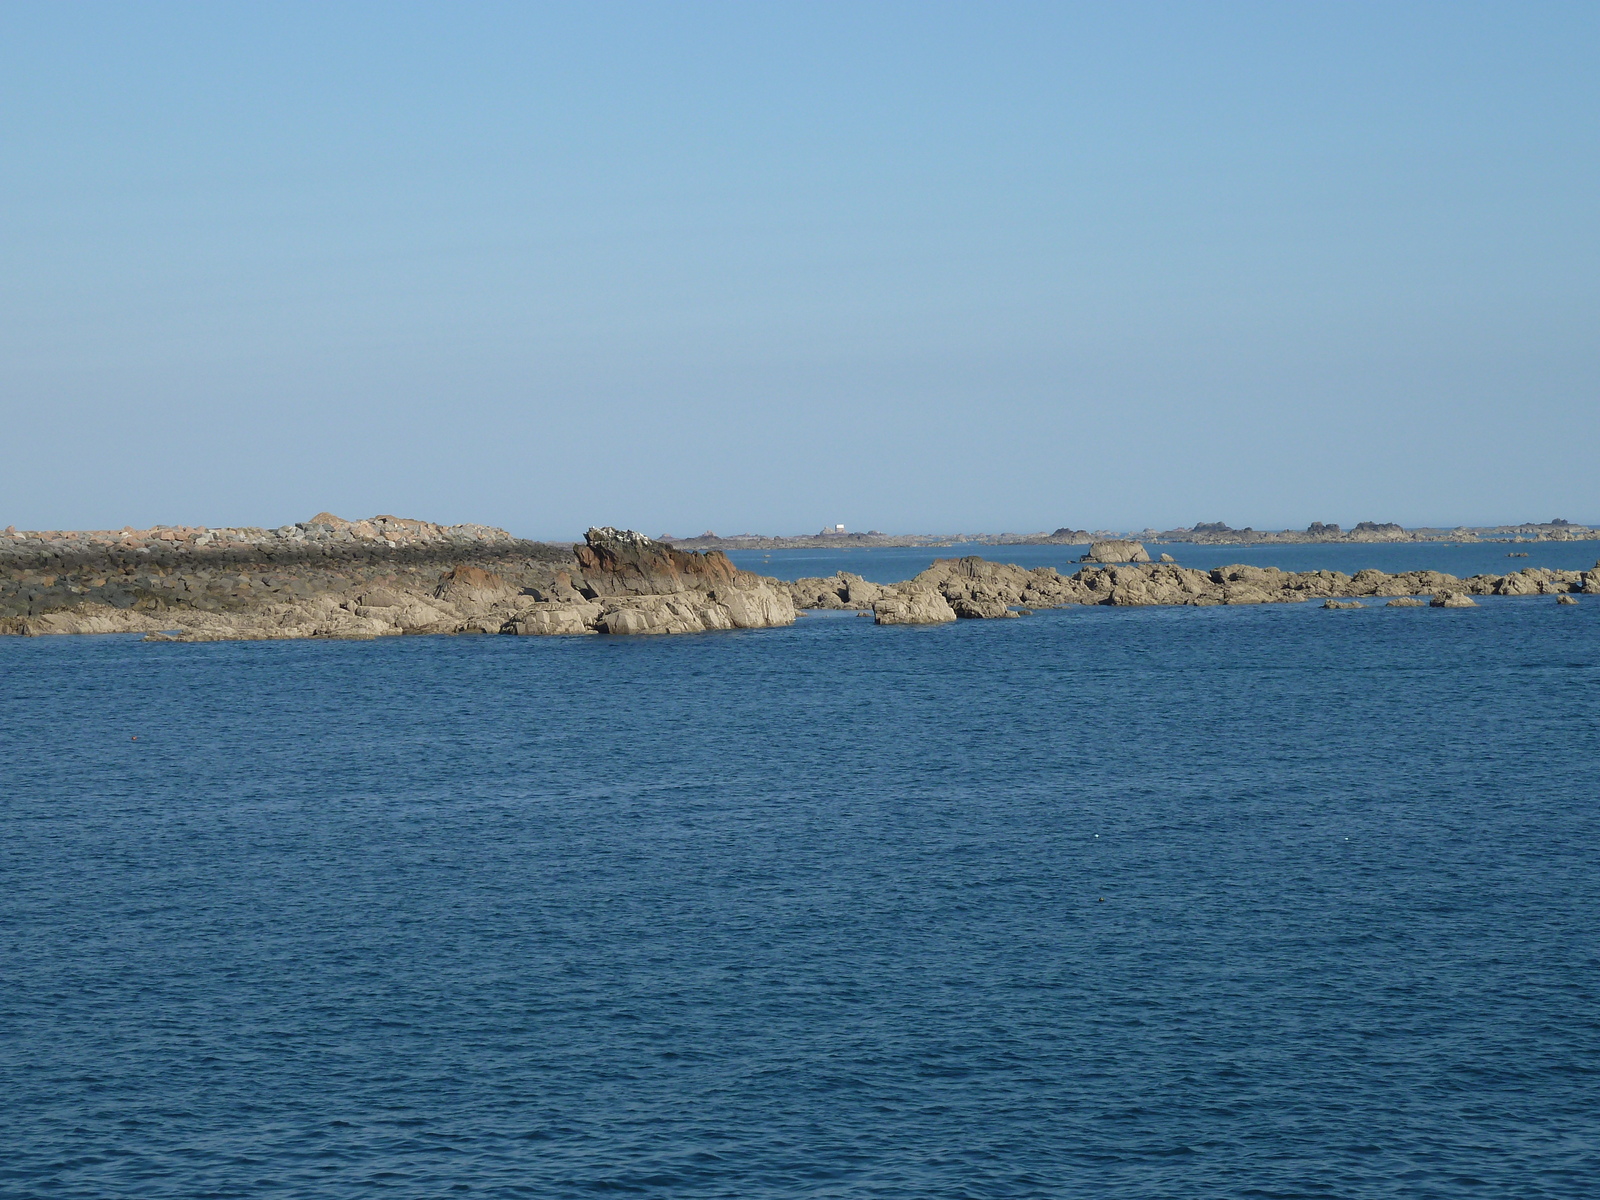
<box><xmin>2</xmin><ymin>1</ymin><xmax>1595</xmax><ymax>538</ymax></box>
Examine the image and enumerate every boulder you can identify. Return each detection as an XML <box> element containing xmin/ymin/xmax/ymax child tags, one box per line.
<box><xmin>1080</xmin><ymin>540</ymin><xmax>1152</xmax><ymax>564</ymax></box>
<box><xmin>1324</xmin><ymin>599</ymin><xmax>1364</xmax><ymax>609</ymax></box>
<box><xmin>1558</xmin><ymin>595</ymin><xmax>1579</xmax><ymax>606</ymax></box>
<box><xmin>1431</xmin><ymin>591</ymin><xmax>1478</xmax><ymax>608</ymax></box>
<box><xmin>1386</xmin><ymin>598</ymin><xmax>1426</xmax><ymax>607</ymax></box>
<box><xmin>873</xmin><ymin>589</ymin><xmax>957</xmax><ymax>626</ymax></box>
<box><xmin>434</xmin><ymin>565</ymin><xmax>517</xmax><ymax>609</ymax></box>
<box><xmin>842</xmin><ymin>574</ymin><xmax>886</xmax><ymax>606</ymax></box>
<box><xmin>713</xmin><ymin>582</ymin><xmax>797</xmax><ymax>629</ymax></box>
<box><xmin>951</xmin><ymin>596</ymin><xmax>1011</xmax><ymax>619</ymax></box>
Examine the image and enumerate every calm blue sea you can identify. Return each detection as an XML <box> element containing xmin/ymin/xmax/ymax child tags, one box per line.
<box><xmin>727</xmin><ymin>540</ymin><xmax>1600</xmax><ymax>583</ymax></box>
<box><xmin>4</xmin><ymin>596</ymin><xmax>1599</xmax><ymax>1198</ymax></box>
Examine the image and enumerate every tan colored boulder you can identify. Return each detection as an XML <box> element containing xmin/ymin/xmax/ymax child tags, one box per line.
<box><xmin>1386</xmin><ymin>598</ymin><xmax>1426</xmax><ymax>607</ymax></box>
<box><xmin>842</xmin><ymin>574</ymin><xmax>885</xmax><ymax>606</ymax></box>
<box><xmin>951</xmin><ymin>596</ymin><xmax>1011</xmax><ymax>618</ymax></box>
<box><xmin>1431</xmin><ymin>591</ymin><xmax>1478</xmax><ymax>608</ymax></box>
<box><xmin>434</xmin><ymin>565</ymin><xmax>518</xmax><ymax>609</ymax></box>
<box><xmin>1080</xmin><ymin>540</ymin><xmax>1152</xmax><ymax>563</ymax></box>
<box><xmin>873</xmin><ymin>589</ymin><xmax>957</xmax><ymax>625</ymax></box>
<box><xmin>713</xmin><ymin>582</ymin><xmax>797</xmax><ymax>629</ymax></box>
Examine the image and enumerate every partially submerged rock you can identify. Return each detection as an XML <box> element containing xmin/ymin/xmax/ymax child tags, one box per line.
<box><xmin>872</xmin><ymin>589</ymin><xmax>957</xmax><ymax>626</ymax></box>
<box><xmin>1324</xmin><ymin>599</ymin><xmax>1364</xmax><ymax>609</ymax></box>
<box><xmin>1431</xmin><ymin>591</ymin><xmax>1478</xmax><ymax>608</ymax></box>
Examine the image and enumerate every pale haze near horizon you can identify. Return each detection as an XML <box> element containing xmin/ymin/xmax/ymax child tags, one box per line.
<box><xmin>2</xmin><ymin>1</ymin><xmax>1595</xmax><ymax>541</ymax></box>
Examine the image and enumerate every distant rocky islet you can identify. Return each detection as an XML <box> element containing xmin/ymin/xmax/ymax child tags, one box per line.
<box><xmin>1</xmin><ymin>517</ymin><xmax>1592</xmax><ymax>642</ymax></box>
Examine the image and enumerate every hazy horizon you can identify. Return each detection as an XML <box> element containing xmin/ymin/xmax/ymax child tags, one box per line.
<box><xmin>3</xmin><ymin>2</ymin><xmax>1596</xmax><ymax>539</ymax></box>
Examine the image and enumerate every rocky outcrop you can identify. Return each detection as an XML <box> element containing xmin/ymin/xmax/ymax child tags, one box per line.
<box><xmin>782</xmin><ymin>556</ymin><xmax>1596</xmax><ymax>619</ymax></box>
<box><xmin>787</xmin><ymin>572</ymin><xmax>886</xmax><ymax>610</ymax></box>
<box><xmin>531</xmin><ymin>528</ymin><xmax>796</xmax><ymax>637</ymax></box>
<box><xmin>1080</xmin><ymin>540</ymin><xmax>1152</xmax><ymax>563</ymax></box>
<box><xmin>1</xmin><ymin>519</ymin><xmax>794</xmax><ymax>641</ymax></box>
<box><xmin>9</xmin><ymin>517</ymin><xmax>1589</xmax><ymax>641</ymax></box>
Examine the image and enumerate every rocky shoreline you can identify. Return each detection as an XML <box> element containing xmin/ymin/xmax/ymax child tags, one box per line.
<box><xmin>0</xmin><ymin>517</ymin><xmax>794</xmax><ymax>640</ymax></box>
<box><xmin>791</xmin><ymin>550</ymin><xmax>1594</xmax><ymax>624</ymax></box>
<box><xmin>1</xmin><ymin>522</ymin><xmax>1589</xmax><ymax>641</ymax></box>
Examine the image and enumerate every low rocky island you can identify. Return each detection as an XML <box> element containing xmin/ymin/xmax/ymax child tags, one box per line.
<box><xmin>0</xmin><ymin>517</ymin><xmax>794</xmax><ymax>640</ymax></box>
<box><xmin>789</xmin><ymin>548</ymin><xmax>1593</xmax><ymax>625</ymax></box>
<box><xmin>1</xmin><ymin>521</ymin><xmax>1589</xmax><ymax>641</ymax></box>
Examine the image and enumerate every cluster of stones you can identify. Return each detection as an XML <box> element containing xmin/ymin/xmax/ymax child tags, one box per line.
<box><xmin>787</xmin><ymin>556</ymin><xmax>1597</xmax><ymax>625</ymax></box>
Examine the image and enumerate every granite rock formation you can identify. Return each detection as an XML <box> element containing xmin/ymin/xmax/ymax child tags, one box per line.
<box><xmin>6</xmin><ymin>518</ymin><xmax>1591</xmax><ymax>639</ymax></box>
<box><xmin>1</xmin><ymin>520</ymin><xmax>793</xmax><ymax>641</ymax></box>
<box><xmin>779</xmin><ymin>556</ymin><xmax>1598</xmax><ymax>623</ymax></box>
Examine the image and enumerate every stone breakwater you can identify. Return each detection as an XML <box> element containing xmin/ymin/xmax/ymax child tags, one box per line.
<box><xmin>788</xmin><ymin>555</ymin><xmax>1598</xmax><ymax>624</ymax></box>
<box><xmin>0</xmin><ymin>519</ymin><xmax>794</xmax><ymax>640</ymax></box>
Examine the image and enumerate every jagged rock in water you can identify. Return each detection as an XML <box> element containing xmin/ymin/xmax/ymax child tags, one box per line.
<box><xmin>1431</xmin><ymin>592</ymin><xmax>1478</xmax><ymax>608</ymax></box>
<box><xmin>786</xmin><ymin>571</ymin><xmax>885</xmax><ymax>610</ymax></box>
<box><xmin>1324</xmin><ymin>599</ymin><xmax>1364</xmax><ymax>609</ymax></box>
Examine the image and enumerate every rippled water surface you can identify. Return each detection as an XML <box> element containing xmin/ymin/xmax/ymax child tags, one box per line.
<box><xmin>4</xmin><ymin>598</ymin><xmax>1599</xmax><ymax>1198</ymax></box>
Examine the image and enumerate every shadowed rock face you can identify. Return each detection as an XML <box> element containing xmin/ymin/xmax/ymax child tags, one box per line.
<box><xmin>574</xmin><ymin>528</ymin><xmax>741</xmax><ymax>596</ymax></box>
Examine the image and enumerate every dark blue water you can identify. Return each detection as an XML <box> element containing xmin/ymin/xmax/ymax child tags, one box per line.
<box><xmin>729</xmin><ymin>541</ymin><xmax>1600</xmax><ymax>583</ymax></box>
<box><xmin>5</xmin><ymin>599</ymin><xmax>1600</xmax><ymax>1198</ymax></box>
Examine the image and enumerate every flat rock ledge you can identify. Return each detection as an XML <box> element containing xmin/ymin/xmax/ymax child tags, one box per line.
<box><xmin>1</xmin><ymin>521</ymin><xmax>794</xmax><ymax>641</ymax></box>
